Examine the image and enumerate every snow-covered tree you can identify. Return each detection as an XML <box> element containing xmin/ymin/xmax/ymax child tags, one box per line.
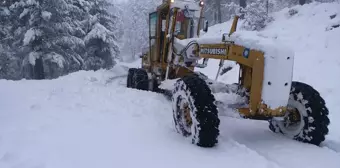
<box><xmin>0</xmin><ymin>0</ymin><xmax>124</xmax><ymax>80</ymax></box>
<box><xmin>0</xmin><ymin>5</ymin><xmax>21</xmax><ymax>80</ymax></box>
<box><xmin>205</xmin><ymin>0</ymin><xmax>223</xmax><ymax>24</ymax></box>
<box><xmin>241</xmin><ymin>0</ymin><xmax>274</xmax><ymax>31</ymax></box>
<box><xmin>203</xmin><ymin>0</ymin><xmax>246</xmax><ymax>26</ymax></box>
<box><xmin>109</xmin><ymin>2</ymin><xmax>124</xmax><ymax>62</ymax></box>
<box><xmin>84</xmin><ymin>0</ymin><xmax>120</xmax><ymax>70</ymax></box>
<box><xmin>221</xmin><ymin>1</ymin><xmax>242</xmax><ymax>21</ymax></box>
<box><xmin>119</xmin><ymin>0</ymin><xmax>161</xmax><ymax>61</ymax></box>
<box><xmin>0</xmin><ymin>6</ymin><xmax>10</xmax><ymax>40</ymax></box>
<box><xmin>7</xmin><ymin>0</ymin><xmax>89</xmax><ymax>79</ymax></box>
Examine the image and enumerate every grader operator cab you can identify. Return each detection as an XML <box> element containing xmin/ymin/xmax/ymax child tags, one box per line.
<box><xmin>137</xmin><ymin>0</ymin><xmax>206</xmax><ymax>81</ymax></box>
<box><xmin>127</xmin><ymin>0</ymin><xmax>330</xmax><ymax>148</ymax></box>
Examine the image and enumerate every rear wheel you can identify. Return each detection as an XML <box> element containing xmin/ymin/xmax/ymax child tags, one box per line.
<box><xmin>269</xmin><ymin>81</ymin><xmax>330</xmax><ymax>146</ymax></box>
<box><xmin>172</xmin><ymin>75</ymin><xmax>220</xmax><ymax>147</ymax></box>
<box><xmin>127</xmin><ymin>68</ymin><xmax>149</xmax><ymax>91</ymax></box>
<box><xmin>132</xmin><ymin>68</ymin><xmax>149</xmax><ymax>91</ymax></box>
<box><xmin>127</xmin><ymin>68</ymin><xmax>137</xmax><ymax>88</ymax></box>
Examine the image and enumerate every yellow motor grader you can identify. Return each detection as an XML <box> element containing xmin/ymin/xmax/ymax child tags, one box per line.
<box><xmin>126</xmin><ymin>0</ymin><xmax>330</xmax><ymax>147</ymax></box>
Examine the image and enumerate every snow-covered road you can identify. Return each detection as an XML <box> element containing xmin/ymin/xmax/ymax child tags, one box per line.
<box><xmin>0</xmin><ymin>64</ymin><xmax>339</xmax><ymax>168</ymax></box>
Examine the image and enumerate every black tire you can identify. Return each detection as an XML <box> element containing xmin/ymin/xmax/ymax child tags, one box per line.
<box><xmin>127</xmin><ymin>68</ymin><xmax>137</xmax><ymax>88</ymax></box>
<box><xmin>152</xmin><ymin>78</ymin><xmax>160</xmax><ymax>92</ymax></box>
<box><xmin>172</xmin><ymin>75</ymin><xmax>220</xmax><ymax>147</ymax></box>
<box><xmin>269</xmin><ymin>81</ymin><xmax>330</xmax><ymax>146</ymax></box>
<box><xmin>131</xmin><ymin>68</ymin><xmax>149</xmax><ymax>91</ymax></box>
<box><xmin>193</xmin><ymin>71</ymin><xmax>208</xmax><ymax>80</ymax></box>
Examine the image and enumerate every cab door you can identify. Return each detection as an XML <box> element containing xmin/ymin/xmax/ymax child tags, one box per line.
<box><xmin>149</xmin><ymin>11</ymin><xmax>158</xmax><ymax>64</ymax></box>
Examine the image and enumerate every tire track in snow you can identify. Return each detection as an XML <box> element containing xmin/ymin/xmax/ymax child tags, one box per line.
<box><xmin>218</xmin><ymin>116</ymin><xmax>340</xmax><ymax>168</ymax></box>
<box><xmin>321</xmin><ymin>140</ymin><xmax>340</xmax><ymax>154</ymax></box>
<box><xmin>105</xmin><ymin>75</ymin><xmax>128</xmax><ymax>86</ymax></box>
<box><xmin>104</xmin><ymin>64</ymin><xmax>130</xmax><ymax>86</ymax></box>
<box><xmin>220</xmin><ymin>113</ymin><xmax>282</xmax><ymax>168</ymax></box>
<box><xmin>227</xmin><ymin>138</ymin><xmax>283</xmax><ymax>168</ymax></box>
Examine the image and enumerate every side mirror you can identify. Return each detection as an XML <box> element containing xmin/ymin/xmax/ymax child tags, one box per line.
<box><xmin>203</xmin><ymin>20</ymin><xmax>209</xmax><ymax>32</ymax></box>
<box><xmin>139</xmin><ymin>55</ymin><xmax>144</xmax><ymax>58</ymax></box>
<box><xmin>222</xmin><ymin>33</ymin><xmax>228</xmax><ymax>42</ymax></box>
<box><xmin>174</xmin><ymin>29</ymin><xmax>180</xmax><ymax>35</ymax></box>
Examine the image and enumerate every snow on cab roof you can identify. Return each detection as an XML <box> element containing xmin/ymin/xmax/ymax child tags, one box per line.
<box><xmin>169</xmin><ymin>0</ymin><xmax>201</xmax><ymax>11</ymax></box>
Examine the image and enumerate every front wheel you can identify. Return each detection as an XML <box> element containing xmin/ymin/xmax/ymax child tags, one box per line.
<box><xmin>172</xmin><ymin>75</ymin><xmax>220</xmax><ymax>147</ymax></box>
<box><xmin>269</xmin><ymin>81</ymin><xmax>330</xmax><ymax>146</ymax></box>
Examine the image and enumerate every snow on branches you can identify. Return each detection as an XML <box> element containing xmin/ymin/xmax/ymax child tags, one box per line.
<box><xmin>241</xmin><ymin>0</ymin><xmax>274</xmax><ymax>31</ymax></box>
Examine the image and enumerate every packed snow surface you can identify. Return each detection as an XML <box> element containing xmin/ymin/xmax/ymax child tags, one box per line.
<box><xmin>1</xmin><ymin>2</ymin><xmax>340</xmax><ymax>168</ymax></box>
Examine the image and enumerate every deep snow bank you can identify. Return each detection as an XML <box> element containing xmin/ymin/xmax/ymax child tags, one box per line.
<box><xmin>196</xmin><ymin>2</ymin><xmax>340</xmax><ymax>142</ymax></box>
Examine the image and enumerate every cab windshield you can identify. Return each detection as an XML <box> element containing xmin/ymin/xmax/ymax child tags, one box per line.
<box><xmin>175</xmin><ymin>9</ymin><xmax>200</xmax><ymax>39</ymax></box>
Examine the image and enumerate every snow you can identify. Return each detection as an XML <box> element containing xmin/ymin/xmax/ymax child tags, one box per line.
<box><xmin>23</xmin><ymin>28</ymin><xmax>41</xmax><ymax>46</ymax></box>
<box><xmin>41</xmin><ymin>11</ymin><xmax>52</xmax><ymax>21</ymax></box>
<box><xmin>19</xmin><ymin>8</ymin><xmax>29</xmax><ymax>19</ymax></box>
<box><xmin>0</xmin><ymin>7</ymin><xmax>10</xmax><ymax>15</ymax></box>
<box><xmin>10</xmin><ymin>0</ymin><xmax>38</xmax><ymax>9</ymax></box>
<box><xmin>57</xmin><ymin>36</ymin><xmax>85</xmax><ymax>50</ymax></box>
<box><xmin>1</xmin><ymin>2</ymin><xmax>340</xmax><ymax>168</ymax></box>
<box><xmin>28</xmin><ymin>52</ymin><xmax>40</xmax><ymax>65</ymax></box>
<box><xmin>171</xmin><ymin>0</ymin><xmax>201</xmax><ymax>14</ymax></box>
<box><xmin>159</xmin><ymin>78</ymin><xmax>178</xmax><ymax>90</ymax></box>
<box><xmin>46</xmin><ymin>52</ymin><xmax>65</xmax><ymax>68</ymax></box>
<box><xmin>175</xmin><ymin>27</ymin><xmax>294</xmax><ymax>61</ymax></box>
<box><xmin>84</xmin><ymin>23</ymin><xmax>114</xmax><ymax>44</ymax></box>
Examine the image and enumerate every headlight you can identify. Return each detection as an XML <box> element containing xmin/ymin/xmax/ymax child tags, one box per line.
<box><xmin>199</xmin><ymin>1</ymin><xmax>204</xmax><ymax>7</ymax></box>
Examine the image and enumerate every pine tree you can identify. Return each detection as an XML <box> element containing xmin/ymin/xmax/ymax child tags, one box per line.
<box><xmin>0</xmin><ymin>5</ymin><xmax>21</xmax><ymax>80</ymax></box>
<box><xmin>0</xmin><ymin>0</ymin><xmax>123</xmax><ymax>80</ymax></box>
<box><xmin>241</xmin><ymin>0</ymin><xmax>274</xmax><ymax>31</ymax></box>
<box><xmin>9</xmin><ymin>0</ymin><xmax>90</xmax><ymax>79</ymax></box>
<box><xmin>84</xmin><ymin>0</ymin><xmax>120</xmax><ymax>71</ymax></box>
<box><xmin>205</xmin><ymin>0</ymin><xmax>223</xmax><ymax>24</ymax></box>
<box><xmin>120</xmin><ymin>0</ymin><xmax>161</xmax><ymax>61</ymax></box>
